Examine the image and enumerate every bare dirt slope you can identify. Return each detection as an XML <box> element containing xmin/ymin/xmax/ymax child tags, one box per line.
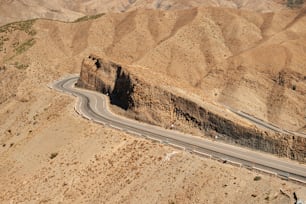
<box><xmin>1</xmin><ymin>107</ymin><xmax>304</xmax><ymax>203</ymax></box>
<box><xmin>0</xmin><ymin>0</ymin><xmax>286</xmax><ymax>26</ymax></box>
<box><xmin>0</xmin><ymin>3</ymin><xmax>306</xmax><ymax>204</ymax></box>
<box><xmin>129</xmin><ymin>7</ymin><xmax>306</xmax><ymax>132</ymax></box>
<box><xmin>2</xmin><ymin>5</ymin><xmax>301</xmax><ymax>132</ymax></box>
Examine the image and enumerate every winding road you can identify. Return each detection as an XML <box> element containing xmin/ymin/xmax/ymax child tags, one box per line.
<box><xmin>50</xmin><ymin>75</ymin><xmax>306</xmax><ymax>184</ymax></box>
<box><xmin>226</xmin><ymin>107</ymin><xmax>306</xmax><ymax>138</ymax></box>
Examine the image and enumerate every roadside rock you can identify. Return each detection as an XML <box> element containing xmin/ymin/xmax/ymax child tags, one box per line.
<box><xmin>77</xmin><ymin>55</ymin><xmax>306</xmax><ymax>163</ymax></box>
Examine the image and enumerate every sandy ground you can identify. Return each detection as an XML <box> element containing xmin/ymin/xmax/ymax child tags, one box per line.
<box><xmin>1</xmin><ymin>6</ymin><xmax>305</xmax><ymax>132</ymax></box>
<box><xmin>0</xmin><ymin>92</ymin><xmax>305</xmax><ymax>203</ymax></box>
<box><xmin>0</xmin><ymin>2</ymin><xmax>305</xmax><ymax>203</ymax></box>
<box><xmin>0</xmin><ymin>0</ymin><xmax>285</xmax><ymax>26</ymax></box>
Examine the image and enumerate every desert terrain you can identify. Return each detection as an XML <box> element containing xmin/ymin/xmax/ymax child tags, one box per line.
<box><xmin>0</xmin><ymin>0</ymin><xmax>306</xmax><ymax>203</ymax></box>
<box><xmin>0</xmin><ymin>0</ymin><xmax>289</xmax><ymax>26</ymax></box>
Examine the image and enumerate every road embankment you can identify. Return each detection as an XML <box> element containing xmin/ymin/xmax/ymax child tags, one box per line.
<box><xmin>77</xmin><ymin>54</ymin><xmax>306</xmax><ymax>163</ymax></box>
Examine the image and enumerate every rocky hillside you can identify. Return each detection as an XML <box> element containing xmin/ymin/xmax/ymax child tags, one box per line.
<box><xmin>77</xmin><ymin>55</ymin><xmax>306</xmax><ymax>162</ymax></box>
<box><xmin>1</xmin><ymin>6</ymin><xmax>305</xmax><ymax>133</ymax></box>
<box><xmin>1</xmin><ymin>3</ymin><xmax>306</xmax><ymax>203</ymax></box>
<box><xmin>0</xmin><ymin>0</ymin><xmax>291</xmax><ymax>26</ymax></box>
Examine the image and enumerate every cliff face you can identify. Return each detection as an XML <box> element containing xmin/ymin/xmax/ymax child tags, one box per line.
<box><xmin>78</xmin><ymin>55</ymin><xmax>134</xmax><ymax>110</ymax></box>
<box><xmin>77</xmin><ymin>55</ymin><xmax>306</xmax><ymax>163</ymax></box>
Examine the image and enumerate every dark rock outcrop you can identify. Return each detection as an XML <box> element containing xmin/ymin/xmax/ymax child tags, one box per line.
<box><xmin>77</xmin><ymin>55</ymin><xmax>134</xmax><ymax>110</ymax></box>
<box><xmin>77</xmin><ymin>54</ymin><xmax>306</xmax><ymax>163</ymax></box>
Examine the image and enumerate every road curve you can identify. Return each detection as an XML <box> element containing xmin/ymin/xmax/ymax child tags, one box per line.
<box><xmin>225</xmin><ymin>106</ymin><xmax>306</xmax><ymax>138</ymax></box>
<box><xmin>50</xmin><ymin>75</ymin><xmax>306</xmax><ymax>184</ymax></box>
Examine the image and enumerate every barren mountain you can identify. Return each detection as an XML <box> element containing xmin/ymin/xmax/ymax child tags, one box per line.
<box><xmin>0</xmin><ymin>0</ymin><xmax>287</xmax><ymax>26</ymax></box>
<box><xmin>2</xmin><ymin>5</ymin><xmax>304</xmax><ymax>131</ymax></box>
<box><xmin>0</xmin><ymin>1</ymin><xmax>306</xmax><ymax>203</ymax></box>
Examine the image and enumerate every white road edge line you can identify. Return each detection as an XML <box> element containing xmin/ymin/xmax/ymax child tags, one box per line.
<box><xmin>50</xmin><ymin>76</ymin><xmax>306</xmax><ymax>185</ymax></box>
<box><xmin>146</xmin><ymin>136</ymin><xmax>162</xmax><ymax>143</ymax></box>
<box><xmin>127</xmin><ymin>130</ymin><xmax>142</xmax><ymax>137</ymax></box>
<box><xmin>192</xmin><ymin>150</ymin><xmax>212</xmax><ymax>159</ymax></box>
<box><xmin>289</xmin><ymin>177</ymin><xmax>306</xmax><ymax>185</ymax></box>
<box><xmin>252</xmin><ymin>167</ymin><xmax>277</xmax><ymax>176</ymax></box>
<box><xmin>226</xmin><ymin>160</ymin><xmax>242</xmax><ymax>167</ymax></box>
<box><xmin>168</xmin><ymin>143</ymin><xmax>186</xmax><ymax>150</ymax></box>
<box><xmin>109</xmin><ymin>124</ymin><xmax>123</xmax><ymax>131</ymax></box>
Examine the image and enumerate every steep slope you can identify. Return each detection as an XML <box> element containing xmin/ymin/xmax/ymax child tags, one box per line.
<box><xmin>89</xmin><ymin>7</ymin><xmax>306</xmax><ymax>132</ymax></box>
<box><xmin>144</xmin><ymin>8</ymin><xmax>306</xmax><ymax>132</ymax></box>
<box><xmin>0</xmin><ymin>0</ymin><xmax>288</xmax><ymax>26</ymax></box>
<box><xmin>77</xmin><ymin>55</ymin><xmax>306</xmax><ymax>161</ymax></box>
<box><xmin>0</xmin><ymin>5</ymin><xmax>306</xmax><ymax>203</ymax></box>
<box><xmin>0</xmin><ymin>7</ymin><xmax>305</xmax><ymax>132</ymax></box>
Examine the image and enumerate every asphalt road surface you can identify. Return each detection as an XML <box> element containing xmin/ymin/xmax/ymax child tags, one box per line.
<box><xmin>225</xmin><ymin>106</ymin><xmax>306</xmax><ymax>138</ymax></box>
<box><xmin>50</xmin><ymin>75</ymin><xmax>306</xmax><ymax>184</ymax></box>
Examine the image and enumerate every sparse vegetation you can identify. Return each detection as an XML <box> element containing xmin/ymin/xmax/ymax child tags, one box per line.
<box><xmin>0</xmin><ymin>36</ymin><xmax>9</xmax><ymax>51</ymax></box>
<box><xmin>73</xmin><ymin>13</ymin><xmax>105</xmax><ymax>23</ymax></box>
<box><xmin>292</xmin><ymin>85</ymin><xmax>297</xmax><ymax>91</ymax></box>
<box><xmin>0</xmin><ymin>19</ymin><xmax>36</xmax><ymax>35</ymax></box>
<box><xmin>12</xmin><ymin>41</ymin><xmax>19</xmax><ymax>48</ymax></box>
<box><xmin>14</xmin><ymin>61</ymin><xmax>29</xmax><ymax>70</ymax></box>
<box><xmin>0</xmin><ymin>41</ymin><xmax>3</xmax><ymax>51</ymax></box>
<box><xmin>253</xmin><ymin>176</ymin><xmax>261</xmax><ymax>181</ymax></box>
<box><xmin>0</xmin><ymin>19</ymin><xmax>37</xmax><ymax>59</ymax></box>
<box><xmin>50</xmin><ymin>152</ymin><xmax>58</xmax><ymax>159</ymax></box>
<box><xmin>0</xmin><ymin>65</ymin><xmax>6</xmax><ymax>71</ymax></box>
<box><xmin>14</xmin><ymin>38</ymin><xmax>35</xmax><ymax>55</ymax></box>
<box><xmin>287</xmin><ymin>0</ymin><xmax>304</xmax><ymax>8</ymax></box>
<box><xmin>0</xmin><ymin>2</ymin><xmax>305</xmax><ymax>202</ymax></box>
